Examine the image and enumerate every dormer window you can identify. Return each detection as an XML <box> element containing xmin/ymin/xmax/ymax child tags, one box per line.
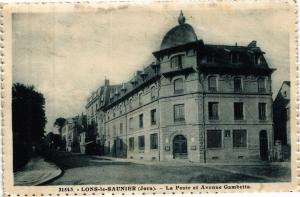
<box><xmin>151</xmin><ymin>86</ymin><xmax>156</xmax><ymax>100</ymax></box>
<box><xmin>254</xmin><ymin>54</ymin><xmax>261</xmax><ymax>65</ymax></box>
<box><xmin>138</xmin><ymin>93</ymin><xmax>143</xmax><ymax>106</ymax></box>
<box><xmin>170</xmin><ymin>55</ymin><xmax>183</xmax><ymax>68</ymax></box>
<box><xmin>231</xmin><ymin>53</ymin><xmax>239</xmax><ymax>64</ymax></box>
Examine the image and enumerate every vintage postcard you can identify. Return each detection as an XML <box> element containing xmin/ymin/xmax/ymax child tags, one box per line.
<box><xmin>1</xmin><ymin>0</ymin><xmax>299</xmax><ymax>196</ymax></box>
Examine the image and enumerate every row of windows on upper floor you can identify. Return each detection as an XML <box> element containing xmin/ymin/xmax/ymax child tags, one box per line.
<box><xmin>106</xmin><ymin>101</ymin><xmax>267</xmax><ymax>138</ymax></box>
<box><xmin>105</xmin><ymin>76</ymin><xmax>268</xmax><ymax>121</ymax></box>
<box><xmin>106</xmin><ymin>109</ymin><xmax>157</xmax><ymax>138</ymax></box>
<box><xmin>168</xmin><ymin>52</ymin><xmax>262</xmax><ymax>69</ymax></box>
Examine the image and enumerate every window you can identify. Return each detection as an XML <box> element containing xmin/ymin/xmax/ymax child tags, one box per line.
<box><xmin>254</xmin><ymin>54</ymin><xmax>261</xmax><ymax>65</ymax></box>
<box><xmin>129</xmin><ymin>137</ymin><xmax>134</xmax><ymax>150</ymax></box>
<box><xmin>138</xmin><ymin>94</ymin><xmax>143</xmax><ymax>106</ymax></box>
<box><xmin>151</xmin><ymin>109</ymin><xmax>157</xmax><ymax>125</ymax></box>
<box><xmin>234</xmin><ymin>102</ymin><xmax>244</xmax><ymax>120</ymax></box>
<box><xmin>234</xmin><ymin>77</ymin><xmax>242</xmax><ymax>92</ymax></box>
<box><xmin>258</xmin><ymin>78</ymin><xmax>266</xmax><ymax>92</ymax></box>
<box><xmin>170</xmin><ymin>55</ymin><xmax>182</xmax><ymax>68</ymax></box>
<box><xmin>150</xmin><ymin>133</ymin><xmax>158</xmax><ymax>149</ymax></box>
<box><xmin>107</xmin><ymin>127</ymin><xmax>110</xmax><ymax>138</ymax></box>
<box><xmin>139</xmin><ymin>114</ymin><xmax>143</xmax><ymax>128</ymax></box>
<box><xmin>207</xmin><ymin>130</ymin><xmax>222</xmax><ymax>148</ymax></box>
<box><xmin>129</xmin><ymin>117</ymin><xmax>133</xmax><ymax>130</ymax></box>
<box><xmin>208</xmin><ymin>102</ymin><xmax>219</xmax><ymax>120</ymax></box>
<box><xmin>120</xmin><ymin>122</ymin><xmax>123</xmax><ymax>134</ymax></box>
<box><xmin>259</xmin><ymin>103</ymin><xmax>266</xmax><ymax>120</ymax></box>
<box><xmin>129</xmin><ymin>99</ymin><xmax>133</xmax><ymax>110</ymax></box>
<box><xmin>119</xmin><ymin>139</ymin><xmax>123</xmax><ymax>150</ymax></box>
<box><xmin>174</xmin><ymin>104</ymin><xmax>185</xmax><ymax>122</ymax></box>
<box><xmin>174</xmin><ymin>78</ymin><xmax>184</xmax><ymax>94</ymax></box>
<box><xmin>138</xmin><ymin>136</ymin><xmax>145</xmax><ymax>150</ymax></box>
<box><xmin>286</xmin><ymin>107</ymin><xmax>290</xmax><ymax>120</ymax></box>
<box><xmin>151</xmin><ymin>86</ymin><xmax>156</xmax><ymax>100</ymax></box>
<box><xmin>233</xmin><ymin>130</ymin><xmax>247</xmax><ymax>148</ymax></box>
<box><xmin>231</xmin><ymin>53</ymin><xmax>239</xmax><ymax>64</ymax></box>
<box><xmin>208</xmin><ymin>76</ymin><xmax>217</xmax><ymax>91</ymax></box>
<box><xmin>113</xmin><ymin>125</ymin><xmax>116</xmax><ymax>137</ymax></box>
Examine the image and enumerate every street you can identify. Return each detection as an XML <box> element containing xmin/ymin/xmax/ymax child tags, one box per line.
<box><xmin>45</xmin><ymin>153</ymin><xmax>291</xmax><ymax>185</ymax></box>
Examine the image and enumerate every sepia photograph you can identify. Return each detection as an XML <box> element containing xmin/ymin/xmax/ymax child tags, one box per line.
<box><xmin>2</xmin><ymin>1</ymin><xmax>298</xmax><ymax>195</ymax></box>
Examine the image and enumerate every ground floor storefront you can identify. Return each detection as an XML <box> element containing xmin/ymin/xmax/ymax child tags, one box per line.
<box><xmin>103</xmin><ymin>124</ymin><xmax>274</xmax><ymax>163</ymax></box>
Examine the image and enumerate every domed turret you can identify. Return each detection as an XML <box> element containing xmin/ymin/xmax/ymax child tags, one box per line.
<box><xmin>160</xmin><ymin>11</ymin><xmax>198</xmax><ymax>50</ymax></box>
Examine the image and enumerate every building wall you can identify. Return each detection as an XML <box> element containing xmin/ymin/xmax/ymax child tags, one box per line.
<box><xmin>93</xmin><ymin>49</ymin><xmax>274</xmax><ymax>163</ymax></box>
<box><xmin>202</xmin><ymin>73</ymin><xmax>273</xmax><ymax>162</ymax></box>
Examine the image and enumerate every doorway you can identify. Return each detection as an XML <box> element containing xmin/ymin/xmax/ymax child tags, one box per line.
<box><xmin>259</xmin><ymin>130</ymin><xmax>268</xmax><ymax>161</ymax></box>
<box><xmin>173</xmin><ymin>135</ymin><xmax>187</xmax><ymax>159</ymax></box>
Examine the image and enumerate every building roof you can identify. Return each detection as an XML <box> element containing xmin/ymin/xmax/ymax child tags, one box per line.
<box><xmin>198</xmin><ymin>44</ymin><xmax>275</xmax><ymax>75</ymax></box>
<box><xmin>89</xmin><ymin>12</ymin><xmax>276</xmax><ymax>111</ymax></box>
<box><xmin>103</xmin><ymin>63</ymin><xmax>159</xmax><ymax>109</ymax></box>
<box><xmin>160</xmin><ymin>11</ymin><xmax>198</xmax><ymax>50</ymax></box>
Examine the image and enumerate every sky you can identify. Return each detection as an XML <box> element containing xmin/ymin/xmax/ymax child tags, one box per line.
<box><xmin>12</xmin><ymin>4</ymin><xmax>292</xmax><ymax>133</ymax></box>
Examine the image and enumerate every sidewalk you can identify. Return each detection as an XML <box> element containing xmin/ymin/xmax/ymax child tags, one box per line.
<box><xmin>14</xmin><ymin>157</ymin><xmax>62</xmax><ymax>186</ymax></box>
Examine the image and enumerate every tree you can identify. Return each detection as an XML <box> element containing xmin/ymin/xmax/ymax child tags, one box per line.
<box><xmin>12</xmin><ymin>83</ymin><xmax>47</xmax><ymax>171</ymax></box>
<box><xmin>53</xmin><ymin>117</ymin><xmax>66</xmax><ymax>135</ymax></box>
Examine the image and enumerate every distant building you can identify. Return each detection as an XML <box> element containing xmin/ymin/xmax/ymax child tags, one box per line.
<box><xmin>87</xmin><ymin>12</ymin><xmax>275</xmax><ymax>162</ymax></box>
<box><xmin>273</xmin><ymin>81</ymin><xmax>290</xmax><ymax>159</ymax></box>
<box><xmin>86</xmin><ymin>79</ymin><xmax>121</xmax><ymax>155</ymax></box>
<box><xmin>61</xmin><ymin>114</ymin><xmax>86</xmax><ymax>153</ymax></box>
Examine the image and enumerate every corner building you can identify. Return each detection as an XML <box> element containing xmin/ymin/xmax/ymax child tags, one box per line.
<box><xmin>94</xmin><ymin>12</ymin><xmax>275</xmax><ymax>163</ymax></box>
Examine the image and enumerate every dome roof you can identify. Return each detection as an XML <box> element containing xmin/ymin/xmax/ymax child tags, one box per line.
<box><xmin>160</xmin><ymin>11</ymin><xmax>198</xmax><ymax>50</ymax></box>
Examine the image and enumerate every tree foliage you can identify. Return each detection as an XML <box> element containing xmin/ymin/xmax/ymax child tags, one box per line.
<box><xmin>53</xmin><ymin>117</ymin><xmax>66</xmax><ymax>135</ymax></box>
<box><xmin>12</xmin><ymin>83</ymin><xmax>47</xmax><ymax>170</ymax></box>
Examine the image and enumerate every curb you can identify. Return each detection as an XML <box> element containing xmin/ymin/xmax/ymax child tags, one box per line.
<box><xmin>36</xmin><ymin>163</ymin><xmax>63</xmax><ymax>186</ymax></box>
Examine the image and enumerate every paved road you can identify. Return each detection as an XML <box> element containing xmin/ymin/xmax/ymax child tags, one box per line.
<box><xmin>46</xmin><ymin>154</ymin><xmax>291</xmax><ymax>185</ymax></box>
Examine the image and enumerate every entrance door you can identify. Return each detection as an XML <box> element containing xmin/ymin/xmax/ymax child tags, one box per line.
<box><xmin>259</xmin><ymin>130</ymin><xmax>268</xmax><ymax>161</ymax></box>
<box><xmin>173</xmin><ymin>135</ymin><xmax>187</xmax><ymax>159</ymax></box>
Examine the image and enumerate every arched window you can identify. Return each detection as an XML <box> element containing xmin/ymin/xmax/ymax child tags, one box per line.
<box><xmin>151</xmin><ymin>86</ymin><xmax>156</xmax><ymax>100</ymax></box>
<box><xmin>254</xmin><ymin>54</ymin><xmax>261</xmax><ymax>65</ymax></box>
<box><xmin>174</xmin><ymin>78</ymin><xmax>184</xmax><ymax>94</ymax></box>
<box><xmin>258</xmin><ymin>77</ymin><xmax>266</xmax><ymax>92</ymax></box>
<box><xmin>138</xmin><ymin>93</ymin><xmax>143</xmax><ymax>105</ymax></box>
<box><xmin>170</xmin><ymin>55</ymin><xmax>183</xmax><ymax>68</ymax></box>
<box><xmin>128</xmin><ymin>98</ymin><xmax>133</xmax><ymax>110</ymax></box>
<box><xmin>208</xmin><ymin>76</ymin><xmax>217</xmax><ymax>91</ymax></box>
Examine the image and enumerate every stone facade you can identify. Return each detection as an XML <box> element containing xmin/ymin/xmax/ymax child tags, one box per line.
<box><xmin>86</xmin><ymin>12</ymin><xmax>275</xmax><ymax>163</ymax></box>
